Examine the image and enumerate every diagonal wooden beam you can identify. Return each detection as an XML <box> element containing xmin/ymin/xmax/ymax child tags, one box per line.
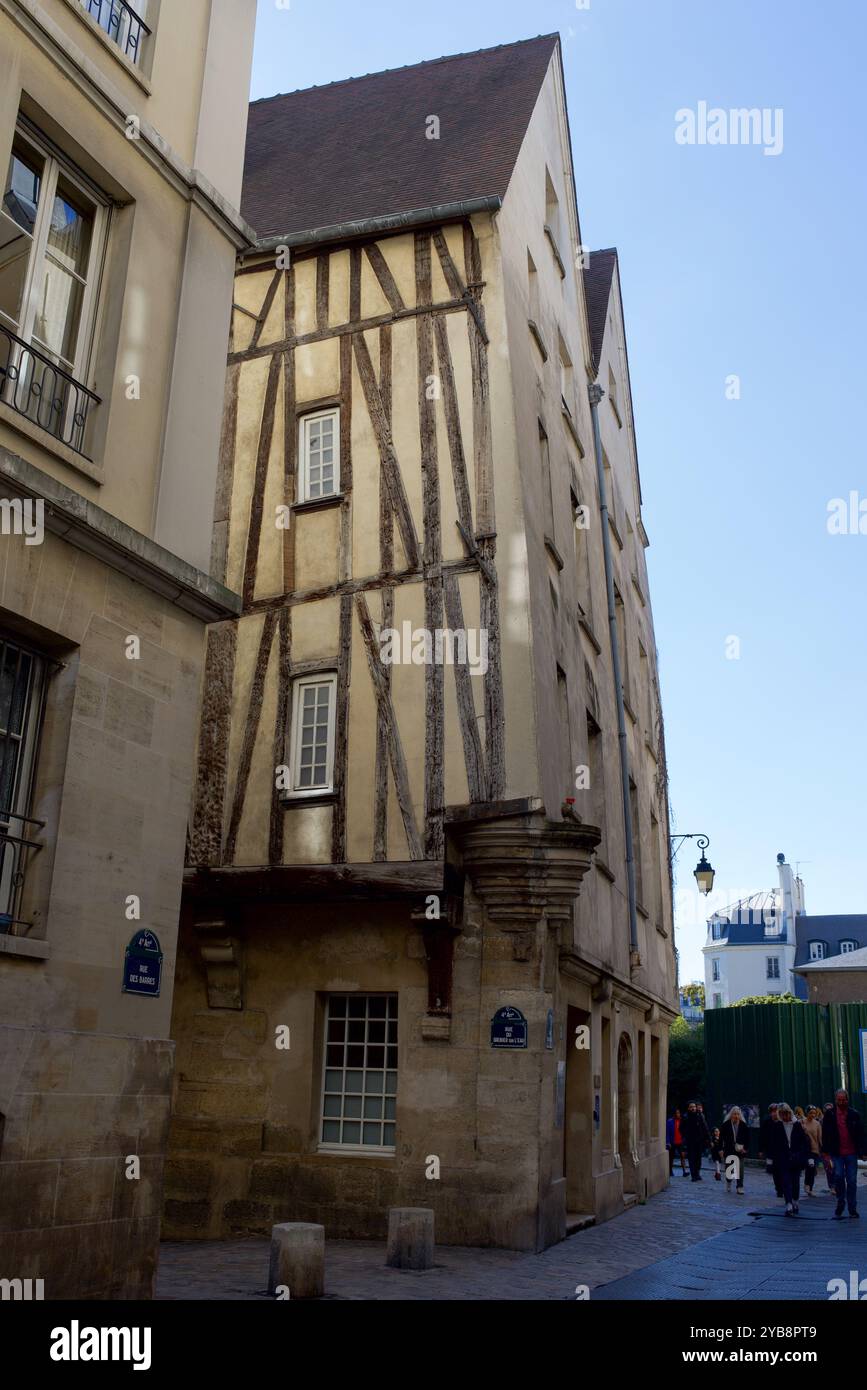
<box><xmin>353</xmin><ymin>333</ymin><xmax>420</xmax><ymax>569</ymax></box>
<box><xmin>225</xmin><ymin>610</ymin><xmax>278</xmax><ymax>863</ymax></box>
<box><xmin>433</xmin><ymin>313</ymin><xmax>474</xmax><ymax>542</ymax></box>
<box><xmin>434</xmin><ymin>227</ymin><xmax>489</xmax><ymax>345</ymax></box>
<box><xmin>355</xmin><ymin>593</ymin><xmax>424</xmax><ymax>861</ymax></box>
<box><xmin>365</xmin><ymin>243</ymin><xmax>405</xmax><ymax>314</ymax></box>
<box><xmin>442</xmin><ymin>572</ymin><xmax>486</xmax><ymax>803</ymax></box>
<box><xmin>463</xmin><ymin>221</ymin><xmax>494</xmax><ymax>538</ymax></box>
<box><xmin>243</xmin><ymin>350</ymin><xmax>282</xmax><ymax>606</ymax></box>
<box><xmin>248</xmin><ymin>269</ymin><xmax>282</xmax><ymax>351</ymax></box>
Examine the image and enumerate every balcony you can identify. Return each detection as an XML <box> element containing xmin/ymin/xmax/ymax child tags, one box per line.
<box><xmin>81</xmin><ymin>0</ymin><xmax>151</xmax><ymax>67</ymax></box>
<box><xmin>0</xmin><ymin>812</ymin><xmax>45</xmax><ymax>935</ymax></box>
<box><xmin>0</xmin><ymin>325</ymin><xmax>100</xmax><ymax>461</ymax></box>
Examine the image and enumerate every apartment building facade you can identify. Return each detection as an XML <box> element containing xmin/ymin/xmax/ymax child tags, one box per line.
<box><xmin>0</xmin><ymin>0</ymin><xmax>256</xmax><ymax>1297</ymax></box>
<box><xmin>167</xmin><ymin>34</ymin><xmax>677</xmax><ymax>1253</ymax></box>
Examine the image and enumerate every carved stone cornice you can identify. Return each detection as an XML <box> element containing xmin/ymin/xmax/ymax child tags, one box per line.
<box><xmin>455</xmin><ymin>815</ymin><xmax>601</xmax><ymax>931</ymax></box>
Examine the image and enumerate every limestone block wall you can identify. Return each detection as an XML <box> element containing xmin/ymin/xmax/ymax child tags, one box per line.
<box><xmin>0</xmin><ymin>1027</ymin><xmax>172</xmax><ymax>1299</ymax></box>
<box><xmin>0</xmin><ymin>520</ymin><xmax>209</xmax><ymax>1297</ymax></box>
<box><xmin>166</xmin><ymin>897</ymin><xmax>546</xmax><ymax>1250</ymax></box>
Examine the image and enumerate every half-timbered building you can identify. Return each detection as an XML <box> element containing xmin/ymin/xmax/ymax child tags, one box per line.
<box><xmin>166</xmin><ymin>34</ymin><xmax>677</xmax><ymax>1251</ymax></box>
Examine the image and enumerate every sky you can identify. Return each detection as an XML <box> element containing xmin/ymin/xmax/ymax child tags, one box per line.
<box><xmin>250</xmin><ymin>0</ymin><xmax>867</xmax><ymax>985</ymax></box>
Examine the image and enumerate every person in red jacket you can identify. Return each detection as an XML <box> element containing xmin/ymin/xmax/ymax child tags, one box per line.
<box><xmin>666</xmin><ymin>1109</ymin><xmax>687</xmax><ymax>1176</ymax></box>
<box><xmin>822</xmin><ymin>1089</ymin><xmax>867</xmax><ymax>1219</ymax></box>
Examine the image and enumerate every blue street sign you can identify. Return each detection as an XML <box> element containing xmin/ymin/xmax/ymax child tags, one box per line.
<box><xmin>122</xmin><ymin>929</ymin><xmax>163</xmax><ymax>997</ymax></box>
<box><xmin>491</xmin><ymin>1005</ymin><xmax>528</xmax><ymax>1049</ymax></box>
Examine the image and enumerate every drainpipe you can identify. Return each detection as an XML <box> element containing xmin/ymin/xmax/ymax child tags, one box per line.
<box><xmin>588</xmin><ymin>382</ymin><xmax>639</xmax><ymax>961</ymax></box>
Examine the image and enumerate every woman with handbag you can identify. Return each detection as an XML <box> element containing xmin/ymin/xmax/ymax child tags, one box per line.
<box><xmin>770</xmin><ymin>1102</ymin><xmax>809</xmax><ymax>1215</ymax></box>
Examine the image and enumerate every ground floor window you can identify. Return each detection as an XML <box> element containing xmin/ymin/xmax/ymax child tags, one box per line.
<box><xmin>319</xmin><ymin>993</ymin><xmax>397</xmax><ymax>1152</ymax></box>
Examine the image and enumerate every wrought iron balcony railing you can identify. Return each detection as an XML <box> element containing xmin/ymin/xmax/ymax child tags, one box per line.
<box><xmin>82</xmin><ymin>0</ymin><xmax>151</xmax><ymax>67</ymax></box>
<box><xmin>0</xmin><ymin>325</ymin><xmax>100</xmax><ymax>460</ymax></box>
<box><xmin>0</xmin><ymin>812</ymin><xmax>45</xmax><ymax>935</ymax></box>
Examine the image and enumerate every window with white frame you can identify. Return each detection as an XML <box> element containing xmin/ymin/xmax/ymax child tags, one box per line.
<box><xmin>0</xmin><ymin>121</ymin><xmax>108</xmax><ymax>387</ymax></box>
<box><xmin>298</xmin><ymin>408</ymin><xmax>339</xmax><ymax>502</ymax></box>
<box><xmin>712</xmin><ymin>993</ymin><xmax>722</xmax><ymax>1010</ymax></box>
<box><xmin>287</xmin><ymin>674</ymin><xmax>336</xmax><ymax>796</ymax></box>
<box><xmin>320</xmin><ymin>994</ymin><xmax>397</xmax><ymax>1151</ymax></box>
<box><xmin>840</xmin><ymin>940</ymin><xmax>858</xmax><ymax>954</ymax></box>
<box><xmin>711</xmin><ymin>958</ymin><xmax>720</xmax><ymax>982</ymax></box>
<box><xmin>809</xmin><ymin>941</ymin><xmax>826</xmax><ymax>961</ymax></box>
<box><xmin>0</xmin><ymin>636</ymin><xmax>46</xmax><ymax>924</ymax></box>
<box><xmin>766</xmin><ymin>956</ymin><xmax>780</xmax><ymax>980</ymax></box>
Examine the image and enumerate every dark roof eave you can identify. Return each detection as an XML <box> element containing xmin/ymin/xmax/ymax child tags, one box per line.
<box><xmin>241</xmin><ymin>195</ymin><xmax>503</xmax><ymax>262</ymax></box>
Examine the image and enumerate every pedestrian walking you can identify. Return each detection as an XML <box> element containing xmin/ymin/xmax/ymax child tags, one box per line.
<box><xmin>770</xmin><ymin>1102</ymin><xmax>809</xmax><ymax>1215</ymax></box>
<box><xmin>821</xmin><ymin>1103</ymin><xmax>836</xmax><ymax>1190</ymax></box>
<box><xmin>683</xmin><ymin>1101</ymin><xmax>711</xmax><ymax>1182</ymax></box>
<box><xmin>721</xmin><ymin>1106</ymin><xmax>749</xmax><ymax>1195</ymax></box>
<box><xmin>666</xmin><ymin>1109</ymin><xmax>687</xmax><ymax>1176</ymax></box>
<box><xmin>758</xmin><ymin>1103</ymin><xmax>783</xmax><ymax>1197</ymax></box>
<box><xmin>802</xmin><ymin>1106</ymin><xmax>823</xmax><ymax>1196</ymax></box>
<box><xmin>821</xmin><ymin>1088</ymin><xmax>866</xmax><ymax>1220</ymax></box>
<box><xmin>710</xmin><ymin>1126</ymin><xmax>724</xmax><ymax>1180</ymax></box>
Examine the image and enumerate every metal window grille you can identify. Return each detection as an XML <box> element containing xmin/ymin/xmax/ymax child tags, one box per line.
<box><xmin>0</xmin><ymin>637</ymin><xmax>46</xmax><ymax>931</ymax></box>
<box><xmin>320</xmin><ymin>995</ymin><xmax>398</xmax><ymax>1151</ymax></box>
<box><xmin>83</xmin><ymin>0</ymin><xmax>151</xmax><ymax>66</ymax></box>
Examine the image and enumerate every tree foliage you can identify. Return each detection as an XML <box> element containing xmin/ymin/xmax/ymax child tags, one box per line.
<box><xmin>680</xmin><ymin>981</ymin><xmax>705</xmax><ymax>1007</ymax></box>
<box><xmin>667</xmin><ymin>1019</ymin><xmax>705</xmax><ymax>1111</ymax></box>
<box><xmin>731</xmin><ymin>993</ymin><xmax>802</xmax><ymax>1007</ymax></box>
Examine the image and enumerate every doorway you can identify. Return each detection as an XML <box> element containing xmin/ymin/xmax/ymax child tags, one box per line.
<box><xmin>617</xmin><ymin>1032</ymin><xmax>637</xmax><ymax>1196</ymax></box>
<box><xmin>564</xmin><ymin>1006</ymin><xmax>593</xmax><ymax>1216</ymax></box>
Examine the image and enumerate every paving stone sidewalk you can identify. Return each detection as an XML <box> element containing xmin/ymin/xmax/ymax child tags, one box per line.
<box><xmin>157</xmin><ymin>1162</ymin><xmax>862</xmax><ymax>1301</ymax></box>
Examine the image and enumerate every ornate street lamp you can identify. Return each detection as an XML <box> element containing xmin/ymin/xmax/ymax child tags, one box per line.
<box><xmin>670</xmin><ymin>833</ymin><xmax>715</xmax><ymax>896</ymax></box>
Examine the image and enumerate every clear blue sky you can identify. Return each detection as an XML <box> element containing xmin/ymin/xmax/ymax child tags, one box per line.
<box><xmin>250</xmin><ymin>0</ymin><xmax>867</xmax><ymax>984</ymax></box>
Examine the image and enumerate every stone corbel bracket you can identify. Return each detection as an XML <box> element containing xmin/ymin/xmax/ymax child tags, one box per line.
<box><xmin>195</xmin><ymin>917</ymin><xmax>243</xmax><ymax>1010</ymax></box>
<box><xmin>456</xmin><ymin>814</ymin><xmax>601</xmax><ymax>957</ymax></box>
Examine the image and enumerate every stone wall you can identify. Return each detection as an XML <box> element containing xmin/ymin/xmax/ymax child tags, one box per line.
<box><xmin>0</xmin><ymin>1026</ymin><xmax>172</xmax><ymax>1299</ymax></box>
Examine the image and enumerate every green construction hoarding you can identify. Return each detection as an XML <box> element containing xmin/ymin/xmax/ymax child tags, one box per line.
<box><xmin>703</xmin><ymin>1002</ymin><xmax>867</xmax><ymax>1152</ymax></box>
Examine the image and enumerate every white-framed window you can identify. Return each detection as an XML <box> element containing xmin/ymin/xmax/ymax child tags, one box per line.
<box><xmin>711</xmin><ymin>958</ymin><xmax>720</xmax><ymax>982</ymax></box>
<box><xmin>298</xmin><ymin>408</ymin><xmax>339</xmax><ymax>502</ymax></box>
<box><xmin>1</xmin><ymin>120</ymin><xmax>108</xmax><ymax>383</ymax></box>
<box><xmin>319</xmin><ymin>993</ymin><xmax>398</xmax><ymax>1152</ymax></box>
<box><xmin>840</xmin><ymin>940</ymin><xmax>858</xmax><ymax>954</ymax></box>
<box><xmin>712</xmin><ymin>993</ymin><xmax>722</xmax><ymax>1010</ymax></box>
<box><xmin>809</xmin><ymin>941</ymin><xmax>826</xmax><ymax>961</ymax></box>
<box><xmin>287</xmin><ymin>673</ymin><xmax>336</xmax><ymax>796</ymax></box>
<box><xmin>766</xmin><ymin>957</ymin><xmax>780</xmax><ymax>980</ymax></box>
<box><xmin>0</xmin><ymin>636</ymin><xmax>46</xmax><ymax>924</ymax></box>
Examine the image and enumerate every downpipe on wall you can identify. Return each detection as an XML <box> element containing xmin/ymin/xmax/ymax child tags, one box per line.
<box><xmin>588</xmin><ymin>382</ymin><xmax>639</xmax><ymax>964</ymax></box>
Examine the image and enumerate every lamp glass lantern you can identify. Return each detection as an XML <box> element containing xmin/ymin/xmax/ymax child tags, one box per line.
<box><xmin>694</xmin><ymin>853</ymin><xmax>715</xmax><ymax>896</ymax></box>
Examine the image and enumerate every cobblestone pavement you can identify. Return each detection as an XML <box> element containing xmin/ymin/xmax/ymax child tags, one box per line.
<box><xmin>156</xmin><ymin>1162</ymin><xmax>865</xmax><ymax>1301</ymax></box>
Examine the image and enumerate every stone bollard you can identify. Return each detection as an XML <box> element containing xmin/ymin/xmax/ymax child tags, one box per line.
<box><xmin>268</xmin><ymin>1222</ymin><xmax>325</xmax><ymax>1299</ymax></box>
<box><xmin>386</xmin><ymin>1207</ymin><xmax>435</xmax><ymax>1270</ymax></box>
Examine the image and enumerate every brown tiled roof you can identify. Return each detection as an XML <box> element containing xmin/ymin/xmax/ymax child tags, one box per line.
<box><xmin>242</xmin><ymin>35</ymin><xmax>559</xmax><ymax>240</ymax></box>
<box><xmin>583</xmin><ymin>247</ymin><xmax>617</xmax><ymax>374</ymax></box>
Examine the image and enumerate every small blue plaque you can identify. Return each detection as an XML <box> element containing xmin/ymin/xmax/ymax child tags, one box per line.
<box><xmin>491</xmin><ymin>1005</ymin><xmax>528</xmax><ymax>1049</ymax></box>
<box><xmin>122</xmin><ymin>929</ymin><xmax>163</xmax><ymax>997</ymax></box>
